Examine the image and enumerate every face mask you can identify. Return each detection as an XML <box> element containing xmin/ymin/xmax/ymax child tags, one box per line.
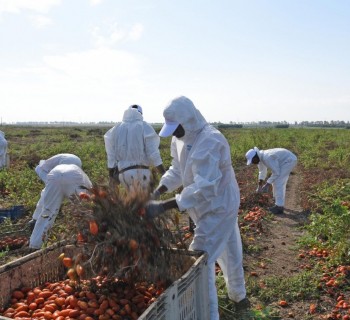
<box><xmin>173</xmin><ymin>124</ymin><xmax>185</xmax><ymax>138</ymax></box>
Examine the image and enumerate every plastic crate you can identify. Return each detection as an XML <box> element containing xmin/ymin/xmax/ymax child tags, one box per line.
<box><xmin>138</xmin><ymin>250</ymin><xmax>210</xmax><ymax>320</ymax></box>
<box><xmin>0</xmin><ymin>243</ymin><xmax>209</xmax><ymax>320</ymax></box>
<box><xmin>0</xmin><ymin>205</ymin><xmax>25</xmax><ymax>223</ymax></box>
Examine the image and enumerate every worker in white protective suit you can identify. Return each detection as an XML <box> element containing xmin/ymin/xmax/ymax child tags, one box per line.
<box><xmin>245</xmin><ymin>147</ymin><xmax>297</xmax><ymax>214</ymax></box>
<box><xmin>29</xmin><ymin>164</ymin><xmax>92</xmax><ymax>250</ymax></box>
<box><xmin>0</xmin><ymin>131</ymin><xmax>9</xmax><ymax>169</ymax></box>
<box><xmin>28</xmin><ymin>154</ymin><xmax>82</xmax><ymax>229</ymax></box>
<box><xmin>104</xmin><ymin>105</ymin><xmax>165</xmax><ymax>192</ymax></box>
<box><xmin>145</xmin><ymin>96</ymin><xmax>249</xmax><ymax>320</ymax></box>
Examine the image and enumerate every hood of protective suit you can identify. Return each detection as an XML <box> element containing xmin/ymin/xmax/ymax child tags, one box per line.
<box><xmin>129</xmin><ymin>105</ymin><xmax>143</xmax><ymax>114</ymax></box>
<box><xmin>123</xmin><ymin>108</ymin><xmax>143</xmax><ymax>122</ymax></box>
<box><xmin>0</xmin><ymin>131</ymin><xmax>4</xmax><ymax>138</ymax></box>
<box><xmin>246</xmin><ymin>147</ymin><xmax>260</xmax><ymax>165</ymax></box>
<box><xmin>161</xmin><ymin>96</ymin><xmax>207</xmax><ymax>138</ymax></box>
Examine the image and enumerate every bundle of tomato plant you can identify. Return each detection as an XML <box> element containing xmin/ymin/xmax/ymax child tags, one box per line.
<box><xmin>69</xmin><ymin>183</ymin><xmax>190</xmax><ymax>288</ymax></box>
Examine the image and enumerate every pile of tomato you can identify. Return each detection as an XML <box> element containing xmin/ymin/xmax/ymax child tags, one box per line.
<box><xmin>0</xmin><ymin>275</ymin><xmax>164</xmax><ymax>320</ymax></box>
<box><xmin>0</xmin><ymin>236</ymin><xmax>27</xmax><ymax>251</ymax></box>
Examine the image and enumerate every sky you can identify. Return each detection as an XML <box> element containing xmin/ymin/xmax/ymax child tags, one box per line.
<box><xmin>0</xmin><ymin>0</ymin><xmax>350</xmax><ymax>124</ymax></box>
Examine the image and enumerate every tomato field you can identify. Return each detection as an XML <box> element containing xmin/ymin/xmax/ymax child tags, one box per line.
<box><xmin>0</xmin><ymin>125</ymin><xmax>350</xmax><ymax>319</ymax></box>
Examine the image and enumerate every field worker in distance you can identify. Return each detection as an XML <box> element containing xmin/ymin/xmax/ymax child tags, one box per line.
<box><xmin>245</xmin><ymin>147</ymin><xmax>297</xmax><ymax>214</ymax></box>
<box><xmin>27</xmin><ymin>153</ymin><xmax>82</xmax><ymax>229</ymax></box>
<box><xmin>104</xmin><ymin>104</ymin><xmax>166</xmax><ymax>192</ymax></box>
<box><xmin>29</xmin><ymin>163</ymin><xmax>92</xmax><ymax>250</ymax></box>
<box><xmin>0</xmin><ymin>130</ymin><xmax>9</xmax><ymax>169</ymax></box>
<box><xmin>145</xmin><ymin>96</ymin><xmax>249</xmax><ymax>320</ymax></box>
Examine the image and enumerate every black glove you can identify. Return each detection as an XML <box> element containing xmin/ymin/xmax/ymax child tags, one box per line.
<box><xmin>145</xmin><ymin>200</ymin><xmax>166</xmax><ymax>219</ymax></box>
<box><xmin>108</xmin><ymin>167</ymin><xmax>120</xmax><ymax>184</ymax></box>
<box><xmin>150</xmin><ymin>190</ymin><xmax>161</xmax><ymax>200</ymax></box>
<box><xmin>109</xmin><ymin>167</ymin><xmax>119</xmax><ymax>177</ymax></box>
<box><xmin>27</xmin><ymin>219</ymin><xmax>36</xmax><ymax>231</ymax></box>
<box><xmin>261</xmin><ymin>183</ymin><xmax>271</xmax><ymax>193</ymax></box>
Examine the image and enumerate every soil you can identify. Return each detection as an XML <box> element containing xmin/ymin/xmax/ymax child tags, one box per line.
<box><xmin>237</xmin><ymin>167</ymin><xmax>350</xmax><ymax>320</ymax></box>
<box><xmin>244</xmin><ymin>170</ymin><xmax>308</xmax><ymax>277</ymax></box>
<box><xmin>242</xmin><ymin>167</ymin><xmax>317</xmax><ymax>319</ymax></box>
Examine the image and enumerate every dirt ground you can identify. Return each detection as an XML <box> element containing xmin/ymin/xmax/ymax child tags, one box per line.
<box><xmin>243</xmin><ymin>168</ymin><xmax>317</xmax><ymax>319</ymax></box>
<box><xmin>244</xmin><ymin>170</ymin><xmax>308</xmax><ymax>277</ymax></box>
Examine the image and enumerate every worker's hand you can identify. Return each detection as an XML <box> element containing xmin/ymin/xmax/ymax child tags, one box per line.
<box><xmin>261</xmin><ymin>183</ymin><xmax>271</xmax><ymax>193</ymax></box>
<box><xmin>145</xmin><ymin>200</ymin><xmax>166</xmax><ymax>219</ymax></box>
<box><xmin>256</xmin><ymin>185</ymin><xmax>263</xmax><ymax>193</ymax></box>
<box><xmin>109</xmin><ymin>176</ymin><xmax>120</xmax><ymax>188</ymax></box>
<box><xmin>108</xmin><ymin>167</ymin><xmax>120</xmax><ymax>184</ymax></box>
<box><xmin>108</xmin><ymin>167</ymin><xmax>118</xmax><ymax>178</ymax></box>
<box><xmin>150</xmin><ymin>190</ymin><xmax>161</xmax><ymax>200</ymax></box>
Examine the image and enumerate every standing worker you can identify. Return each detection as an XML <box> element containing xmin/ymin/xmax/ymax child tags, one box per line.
<box><xmin>104</xmin><ymin>104</ymin><xmax>165</xmax><ymax>192</ymax></box>
<box><xmin>29</xmin><ymin>163</ymin><xmax>92</xmax><ymax>250</ymax></box>
<box><xmin>245</xmin><ymin>147</ymin><xmax>297</xmax><ymax>214</ymax></box>
<box><xmin>28</xmin><ymin>153</ymin><xmax>82</xmax><ymax>228</ymax></box>
<box><xmin>145</xmin><ymin>96</ymin><xmax>249</xmax><ymax>320</ymax></box>
<box><xmin>0</xmin><ymin>130</ymin><xmax>8</xmax><ymax>169</ymax></box>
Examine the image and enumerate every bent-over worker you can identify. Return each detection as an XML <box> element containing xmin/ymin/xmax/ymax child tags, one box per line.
<box><xmin>245</xmin><ymin>147</ymin><xmax>297</xmax><ymax>214</ymax></box>
<box><xmin>29</xmin><ymin>164</ymin><xmax>92</xmax><ymax>250</ymax></box>
<box><xmin>28</xmin><ymin>153</ymin><xmax>82</xmax><ymax>229</ymax></box>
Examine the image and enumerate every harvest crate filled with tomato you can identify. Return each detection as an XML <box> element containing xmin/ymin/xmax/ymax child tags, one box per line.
<box><xmin>0</xmin><ymin>183</ymin><xmax>209</xmax><ymax>320</ymax></box>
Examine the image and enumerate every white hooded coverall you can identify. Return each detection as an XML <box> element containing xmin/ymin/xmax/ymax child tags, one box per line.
<box><xmin>29</xmin><ymin>164</ymin><xmax>92</xmax><ymax>249</ymax></box>
<box><xmin>104</xmin><ymin>107</ymin><xmax>163</xmax><ymax>191</ymax></box>
<box><xmin>254</xmin><ymin>147</ymin><xmax>297</xmax><ymax>207</ymax></box>
<box><xmin>0</xmin><ymin>131</ymin><xmax>8</xmax><ymax>169</ymax></box>
<box><xmin>32</xmin><ymin>154</ymin><xmax>82</xmax><ymax>221</ymax></box>
<box><xmin>159</xmin><ymin>96</ymin><xmax>246</xmax><ymax>320</ymax></box>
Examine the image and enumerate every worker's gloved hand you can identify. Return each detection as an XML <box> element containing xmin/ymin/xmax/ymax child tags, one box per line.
<box><xmin>27</xmin><ymin>219</ymin><xmax>36</xmax><ymax>231</ymax></box>
<box><xmin>108</xmin><ymin>167</ymin><xmax>117</xmax><ymax>177</ymax></box>
<box><xmin>145</xmin><ymin>200</ymin><xmax>166</xmax><ymax>219</ymax></box>
<box><xmin>109</xmin><ymin>176</ymin><xmax>120</xmax><ymax>188</ymax></box>
<box><xmin>256</xmin><ymin>185</ymin><xmax>263</xmax><ymax>193</ymax></box>
<box><xmin>261</xmin><ymin>183</ymin><xmax>271</xmax><ymax>193</ymax></box>
<box><xmin>150</xmin><ymin>190</ymin><xmax>161</xmax><ymax>200</ymax></box>
<box><xmin>108</xmin><ymin>167</ymin><xmax>120</xmax><ymax>184</ymax></box>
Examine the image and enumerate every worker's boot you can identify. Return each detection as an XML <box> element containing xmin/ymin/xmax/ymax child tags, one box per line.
<box><xmin>269</xmin><ymin>205</ymin><xmax>284</xmax><ymax>214</ymax></box>
<box><xmin>27</xmin><ymin>219</ymin><xmax>37</xmax><ymax>231</ymax></box>
<box><xmin>233</xmin><ymin>297</ymin><xmax>251</xmax><ymax>312</ymax></box>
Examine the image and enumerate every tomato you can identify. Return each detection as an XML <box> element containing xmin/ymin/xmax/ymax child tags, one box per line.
<box><xmin>89</xmin><ymin>221</ymin><xmax>99</xmax><ymax>236</ymax></box>
<box><xmin>62</xmin><ymin>257</ymin><xmax>73</xmax><ymax>268</ymax></box>
<box><xmin>76</xmin><ymin>264</ymin><xmax>84</xmax><ymax>277</ymax></box>
<box><xmin>79</xmin><ymin>192</ymin><xmax>91</xmax><ymax>200</ymax></box>
<box><xmin>67</xmin><ymin>268</ymin><xmax>77</xmax><ymax>280</ymax></box>
<box><xmin>279</xmin><ymin>300</ymin><xmax>288</xmax><ymax>307</ymax></box>
<box><xmin>129</xmin><ymin>239</ymin><xmax>139</xmax><ymax>251</ymax></box>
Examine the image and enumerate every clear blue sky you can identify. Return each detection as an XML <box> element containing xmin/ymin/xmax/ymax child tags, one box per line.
<box><xmin>0</xmin><ymin>0</ymin><xmax>349</xmax><ymax>124</ymax></box>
